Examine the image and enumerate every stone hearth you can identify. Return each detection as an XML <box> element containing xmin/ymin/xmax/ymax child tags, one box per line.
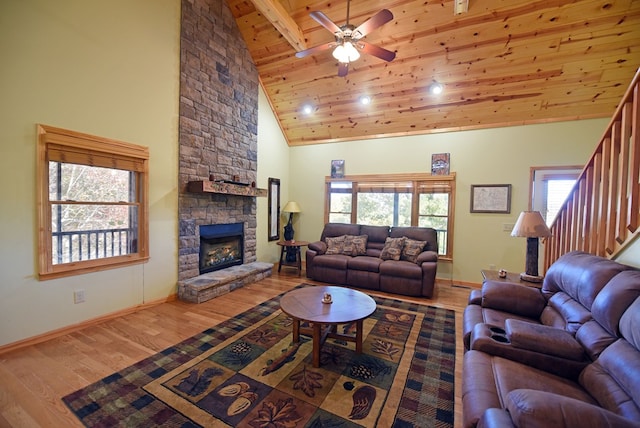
<box><xmin>178</xmin><ymin>261</ymin><xmax>273</xmax><ymax>303</ymax></box>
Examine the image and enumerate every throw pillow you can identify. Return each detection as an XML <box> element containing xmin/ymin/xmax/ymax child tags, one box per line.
<box><xmin>342</xmin><ymin>235</ymin><xmax>368</xmax><ymax>256</ymax></box>
<box><xmin>325</xmin><ymin>235</ymin><xmax>346</xmax><ymax>255</ymax></box>
<box><xmin>380</xmin><ymin>237</ymin><xmax>406</xmax><ymax>261</ymax></box>
<box><xmin>402</xmin><ymin>238</ymin><xmax>427</xmax><ymax>263</ymax></box>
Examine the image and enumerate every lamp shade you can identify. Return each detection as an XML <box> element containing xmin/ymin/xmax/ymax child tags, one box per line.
<box><xmin>283</xmin><ymin>201</ymin><xmax>301</xmax><ymax>213</ymax></box>
<box><xmin>511</xmin><ymin>211</ymin><xmax>551</xmax><ymax>238</ymax></box>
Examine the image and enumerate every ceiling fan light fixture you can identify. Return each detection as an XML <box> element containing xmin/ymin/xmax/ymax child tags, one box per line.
<box><xmin>332</xmin><ymin>41</ymin><xmax>360</xmax><ymax>63</ymax></box>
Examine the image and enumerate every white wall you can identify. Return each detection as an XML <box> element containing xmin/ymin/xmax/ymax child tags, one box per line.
<box><xmin>0</xmin><ymin>0</ymin><xmax>181</xmax><ymax>346</ymax></box>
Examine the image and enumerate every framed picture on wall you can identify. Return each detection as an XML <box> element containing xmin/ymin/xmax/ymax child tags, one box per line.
<box><xmin>268</xmin><ymin>177</ymin><xmax>280</xmax><ymax>241</ymax></box>
<box><xmin>331</xmin><ymin>160</ymin><xmax>345</xmax><ymax>178</ymax></box>
<box><xmin>470</xmin><ymin>184</ymin><xmax>512</xmax><ymax>213</ymax></box>
<box><xmin>431</xmin><ymin>153</ymin><xmax>450</xmax><ymax>175</ymax></box>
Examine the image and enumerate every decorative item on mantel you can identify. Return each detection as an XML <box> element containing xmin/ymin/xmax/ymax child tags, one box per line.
<box><xmin>511</xmin><ymin>211</ymin><xmax>552</xmax><ymax>283</ymax></box>
<box><xmin>283</xmin><ymin>201</ymin><xmax>301</xmax><ymax>262</ymax></box>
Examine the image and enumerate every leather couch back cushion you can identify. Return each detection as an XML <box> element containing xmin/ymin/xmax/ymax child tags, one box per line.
<box><xmin>620</xmin><ymin>297</ymin><xmax>640</xmax><ymax>352</ymax></box>
<box><xmin>546</xmin><ymin>292</ymin><xmax>593</xmax><ymax>333</ymax></box>
<box><xmin>542</xmin><ymin>251</ymin><xmax>633</xmax><ymax>310</ymax></box>
<box><xmin>321</xmin><ymin>223</ymin><xmax>361</xmax><ymax>240</ymax></box>
<box><xmin>390</xmin><ymin>226</ymin><xmax>437</xmax><ymax>252</ymax></box>
<box><xmin>591</xmin><ymin>271</ymin><xmax>640</xmax><ymax>337</ymax></box>
<box><xmin>360</xmin><ymin>225</ymin><xmax>390</xmax><ymax>243</ymax></box>
<box><xmin>581</xmin><ymin>339</ymin><xmax>640</xmax><ymax>420</ymax></box>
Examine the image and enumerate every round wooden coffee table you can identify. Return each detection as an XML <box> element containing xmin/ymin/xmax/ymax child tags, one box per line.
<box><xmin>280</xmin><ymin>285</ymin><xmax>377</xmax><ymax>367</ymax></box>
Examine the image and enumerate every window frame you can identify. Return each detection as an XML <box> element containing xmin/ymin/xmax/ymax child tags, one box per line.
<box><xmin>324</xmin><ymin>172</ymin><xmax>456</xmax><ymax>260</ymax></box>
<box><xmin>37</xmin><ymin>124</ymin><xmax>150</xmax><ymax>280</ymax></box>
<box><xmin>529</xmin><ymin>165</ymin><xmax>582</xmax><ymax>224</ymax></box>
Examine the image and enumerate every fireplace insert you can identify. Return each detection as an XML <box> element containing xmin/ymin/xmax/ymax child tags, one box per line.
<box><xmin>199</xmin><ymin>223</ymin><xmax>244</xmax><ymax>274</ymax></box>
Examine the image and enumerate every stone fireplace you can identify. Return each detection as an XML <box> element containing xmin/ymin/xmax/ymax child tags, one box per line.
<box><xmin>176</xmin><ymin>0</ymin><xmax>272</xmax><ymax>303</ymax></box>
<box><xmin>199</xmin><ymin>223</ymin><xmax>244</xmax><ymax>274</ymax></box>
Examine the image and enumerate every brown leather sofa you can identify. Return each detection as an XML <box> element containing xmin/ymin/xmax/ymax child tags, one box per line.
<box><xmin>462</xmin><ymin>251</ymin><xmax>640</xmax><ymax>427</ymax></box>
<box><xmin>305</xmin><ymin>223</ymin><xmax>438</xmax><ymax>297</ymax></box>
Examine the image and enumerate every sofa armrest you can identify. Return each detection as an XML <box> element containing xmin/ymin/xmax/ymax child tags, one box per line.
<box><xmin>308</xmin><ymin>241</ymin><xmax>326</xmax><ymax>254</ymax></box>
<box><xmin>477</xmin><ymin>409</ymin><xmax>515</xmax><ymax>428</ymax></box>
<box><xmin>481</xmin><ymin>281</ymin><xmax>546</xmax><ymax>318</ymax></box>
<box><xmin>470</xmin><ymin>323</ymin><xmax>587</xmax><ymax>379</ymax></box>
<box><xmin>468</xmin><ymin>289</ymin><xmax>482</xmax><ymax>305</ymax></box>
<box><xmin>505</xmin><ymin>319</ymin><xmax>585</xmax><ymax>361</ymax></box>
<box><xmin>416</xmin><ymin>250</ymin><xmax>438</xmax><ymax>264</ymax></box>
<box><xmin>506</xmin><ymin>389</ymin><xmax>639</xmax><ymax>428</ymax></box>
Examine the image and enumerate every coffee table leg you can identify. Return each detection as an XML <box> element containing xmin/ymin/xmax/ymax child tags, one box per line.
<box><xmin>292</xmin><ymin>319</ymin><xmax>300</xmax><ymax>343</ymax></box>
<box><xmin>355</xmin><ymin>319</ymin><xmax>364</xmax><ymax>354</ymax></box>
<box><xmin>312</xmin><ymin>323</ymin><xmax>321</xmax><ymax>367</ymax></box>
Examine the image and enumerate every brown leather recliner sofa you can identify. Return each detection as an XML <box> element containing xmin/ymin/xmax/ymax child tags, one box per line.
<box><xmin>462</xmin><ymin>251</ymin><xmax>640</xmax><ymax>427</ymax></box>
<box><xmin>305</xmin><ymin>223</ymin><xmax>438</xmax><ymax>297</ymax></box>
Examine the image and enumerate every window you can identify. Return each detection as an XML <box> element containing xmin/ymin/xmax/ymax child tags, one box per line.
<box><xmin>530</xmin><ymin>166</ymin><xmax>581</xmax><ymax>226</ymax></box>
<box><xmin>37</xmin><ymin>125</ymin><xmax>149</xmax><ymax>279</ymax></box>
<box><xmin>325</xmin><ymin>173</ymin><xmax>456</xmax><ymax>259</ymax></box>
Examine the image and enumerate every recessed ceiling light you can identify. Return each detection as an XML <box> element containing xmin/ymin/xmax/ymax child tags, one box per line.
<box><xmin>359</xmin><ymin>95</ymin><xmax>371</xmax><ymax>105</ymax></box>
<box><xmin>429</xmin><ymin>82</ymin><xmax>444</xmax><ymax>95</ymax></box>
<box><xmin>302</xmin><ymin>104</ymin><xmax>314</xmax><ymax>115</ymax></box>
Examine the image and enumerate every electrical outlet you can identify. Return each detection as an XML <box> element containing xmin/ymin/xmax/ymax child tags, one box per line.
<box><xmin>74</xmin><ymin>289</ymin><xmax>86</xmax><ymax>304</ymax></box>
<box><xmin>503</xmin><ymin>223</ymin><xmax>515</xmax><ymax>232</ymax></box>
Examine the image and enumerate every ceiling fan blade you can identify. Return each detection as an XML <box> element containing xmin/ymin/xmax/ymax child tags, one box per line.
<box><xmin>338</xmin><ymin>62</ymin><xmax>349</xmax><ymax>77</ymax></box>
<box><xmin>310</xmin><ymin>11</ymin><xmax>342</xmax><ymax>35</ymax></box>
<box><xmin>359</xmin><ymin>41</ymin><xmax>396</xmax><ymax>62</ymax></box>
<box><xmin>353</xmin><ymin>9</ymin><xmax>393</xmax><ymax>38</ymax></box>
<box><xmin>295</xmin><ymin>42</ymin><xmax>335</xmax><ymax>59</ymax></box>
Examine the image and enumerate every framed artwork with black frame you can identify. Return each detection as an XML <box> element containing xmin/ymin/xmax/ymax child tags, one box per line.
<box><xmin>268</xmin><ymin>177</ymin><xmax>280</xmax><ymax>241</ymax></box>
<box><xmin>470</xmin><ymin>184</ymin><xmax>512</xmax><ymax>213</ymax></box>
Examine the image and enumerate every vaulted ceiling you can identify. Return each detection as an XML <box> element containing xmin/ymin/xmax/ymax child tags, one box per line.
<box><xmin>226</xmin><ymin>0</ymin><xmax>640</xmax><ymax>146</ymax></box>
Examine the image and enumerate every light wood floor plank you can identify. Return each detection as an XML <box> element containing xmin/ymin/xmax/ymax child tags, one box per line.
<box><xmin>0</xmin><ymin>271</ymin><xmax>474</xmax><ymax>428</ymax></box>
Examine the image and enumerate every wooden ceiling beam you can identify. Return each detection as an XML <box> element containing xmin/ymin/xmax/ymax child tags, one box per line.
<box><xmin>249</xmin><ymin>0</ymin><xmax>307</xmax><ymax>52</ymax></box>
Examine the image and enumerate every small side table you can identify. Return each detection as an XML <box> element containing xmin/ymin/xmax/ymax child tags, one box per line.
<box><xmin>481</xmin><ymin>269</ymin><xmax>542</xmax><ymax>288</ymax></box>
<box><xmin>277</xmin><ymin>240</ymin><xmax>309</xmax><ymax>275</ymax></box>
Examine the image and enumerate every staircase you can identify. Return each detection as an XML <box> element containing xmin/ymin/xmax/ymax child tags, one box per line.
<box><xmin>544</xmin><ymin>68</ymin><xmax>640</xmax><ymax>269</ymax></box>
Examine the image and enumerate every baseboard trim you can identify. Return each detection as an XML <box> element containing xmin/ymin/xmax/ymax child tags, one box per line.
<box><xmin>0</xmin><ymin>293</ymin><xmax>178</xmax><ymax>355</ymax></box>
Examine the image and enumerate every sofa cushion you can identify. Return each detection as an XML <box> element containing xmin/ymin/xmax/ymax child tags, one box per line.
<box><xmin>401</xmin><ymin>238</ymin><xmax>426</xmax><ymax>263</ymax></box>
<box><xmin>380</xmin><ymin>237</ymin><xmax>406</xmax><ymax>260</ymax></box>
<box><xmin>320</xmin><ymin>223</ymin><xmax>360</xmax><ymax>240</ymax></box>
<box><xmin>590</xmin><ymin>271</ymin><xmax>640</xmax><ymax>338</ymax></box>
<box><xmin>379</xmin><ymin>259</ymin><xmax>422</xmax><ymax>278</ymax></box>
<box><xmin>312</xmin><ymin>254</ymin><xmax>350</xmax><ymax>270</ymax></box>
<box><xmin>342</xmin><ymin>234</ymin><xmax>368</xmax><ymax>256</ymax></box>
<box><xmin>390</xmin><ymin>226</ymin><xmax>437</xmax><ymax>252</ymax></box>
<box><xmin>348</xmin><ymin>256</ymin><xmax>383</xmax><ymax>272</ymax></box>
<box><xmin>325</xmin><ymin>235</ymin><xmax>345</xmax><ymax>255</ymax></box>
<box><xmin>505</xmin><ymin>389</ymin><xmax>639</xmax><ymax>428</ymax></box>
<box><xmin>360</xmin><ymin>225</ymin><xmax>389</xmax><ymax>250</ymax></box>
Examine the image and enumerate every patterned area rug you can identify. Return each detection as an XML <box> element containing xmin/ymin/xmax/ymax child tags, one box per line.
<box><xmin>63</xmin><ymin>285</ymin><xmax>455</xmax><ymax>427</ymax></box>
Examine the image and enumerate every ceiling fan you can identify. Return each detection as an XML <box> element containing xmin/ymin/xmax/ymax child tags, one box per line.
<box><xmin>295</xmin><ymin>0</ymin><xmax>396</xmax><ymax>77</ymax></box>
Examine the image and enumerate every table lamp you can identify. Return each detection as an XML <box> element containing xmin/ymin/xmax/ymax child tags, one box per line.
<box><xmin>511</xmin><ymin>211</ymin><xmax>552</xmax><ymax>282</ymax></box>
<box><xmin>283</xmin><ymin>201</ymin><xmax>301</xmax><ymax>241</ymax></box>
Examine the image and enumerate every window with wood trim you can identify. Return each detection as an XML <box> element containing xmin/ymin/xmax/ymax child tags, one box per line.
<box><xmin>325</xmin><ymin>173</ymin><xmax>456</xmax><ymax>259</ymax></box>
<box><xmin>37</xmin><ymin>125</ymin><xmax>149</xmax><ymax>279</ymax></box>
<box><xmin>530</xmin><ymin>166</ymin><xmax>581</xmax><ymax>226</ymax></box>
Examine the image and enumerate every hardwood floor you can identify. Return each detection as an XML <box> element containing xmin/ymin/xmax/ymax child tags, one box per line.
<box><xmin>0</xmin><ymin>270</ymin><xmax>474</xmax><ymax>427</ymax></box>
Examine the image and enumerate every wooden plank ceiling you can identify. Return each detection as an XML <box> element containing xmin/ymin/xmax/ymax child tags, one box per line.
<box><xmin>226</xmin><ymin>0</ymin><xmax>640</xmax><ymax>146</ymax></box>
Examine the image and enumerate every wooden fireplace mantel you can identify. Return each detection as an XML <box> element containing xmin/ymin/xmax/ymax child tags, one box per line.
<box><xmin>187</xmin><ymin>180</ymin><xmax>268</xmax><ymax>197</ymax></box>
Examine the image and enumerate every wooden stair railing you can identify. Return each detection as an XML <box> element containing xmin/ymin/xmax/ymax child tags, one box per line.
<box><xmin>544</xmin><ymin>67</ymin><xmax>640</xmax><ymax>270</ymax></box>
